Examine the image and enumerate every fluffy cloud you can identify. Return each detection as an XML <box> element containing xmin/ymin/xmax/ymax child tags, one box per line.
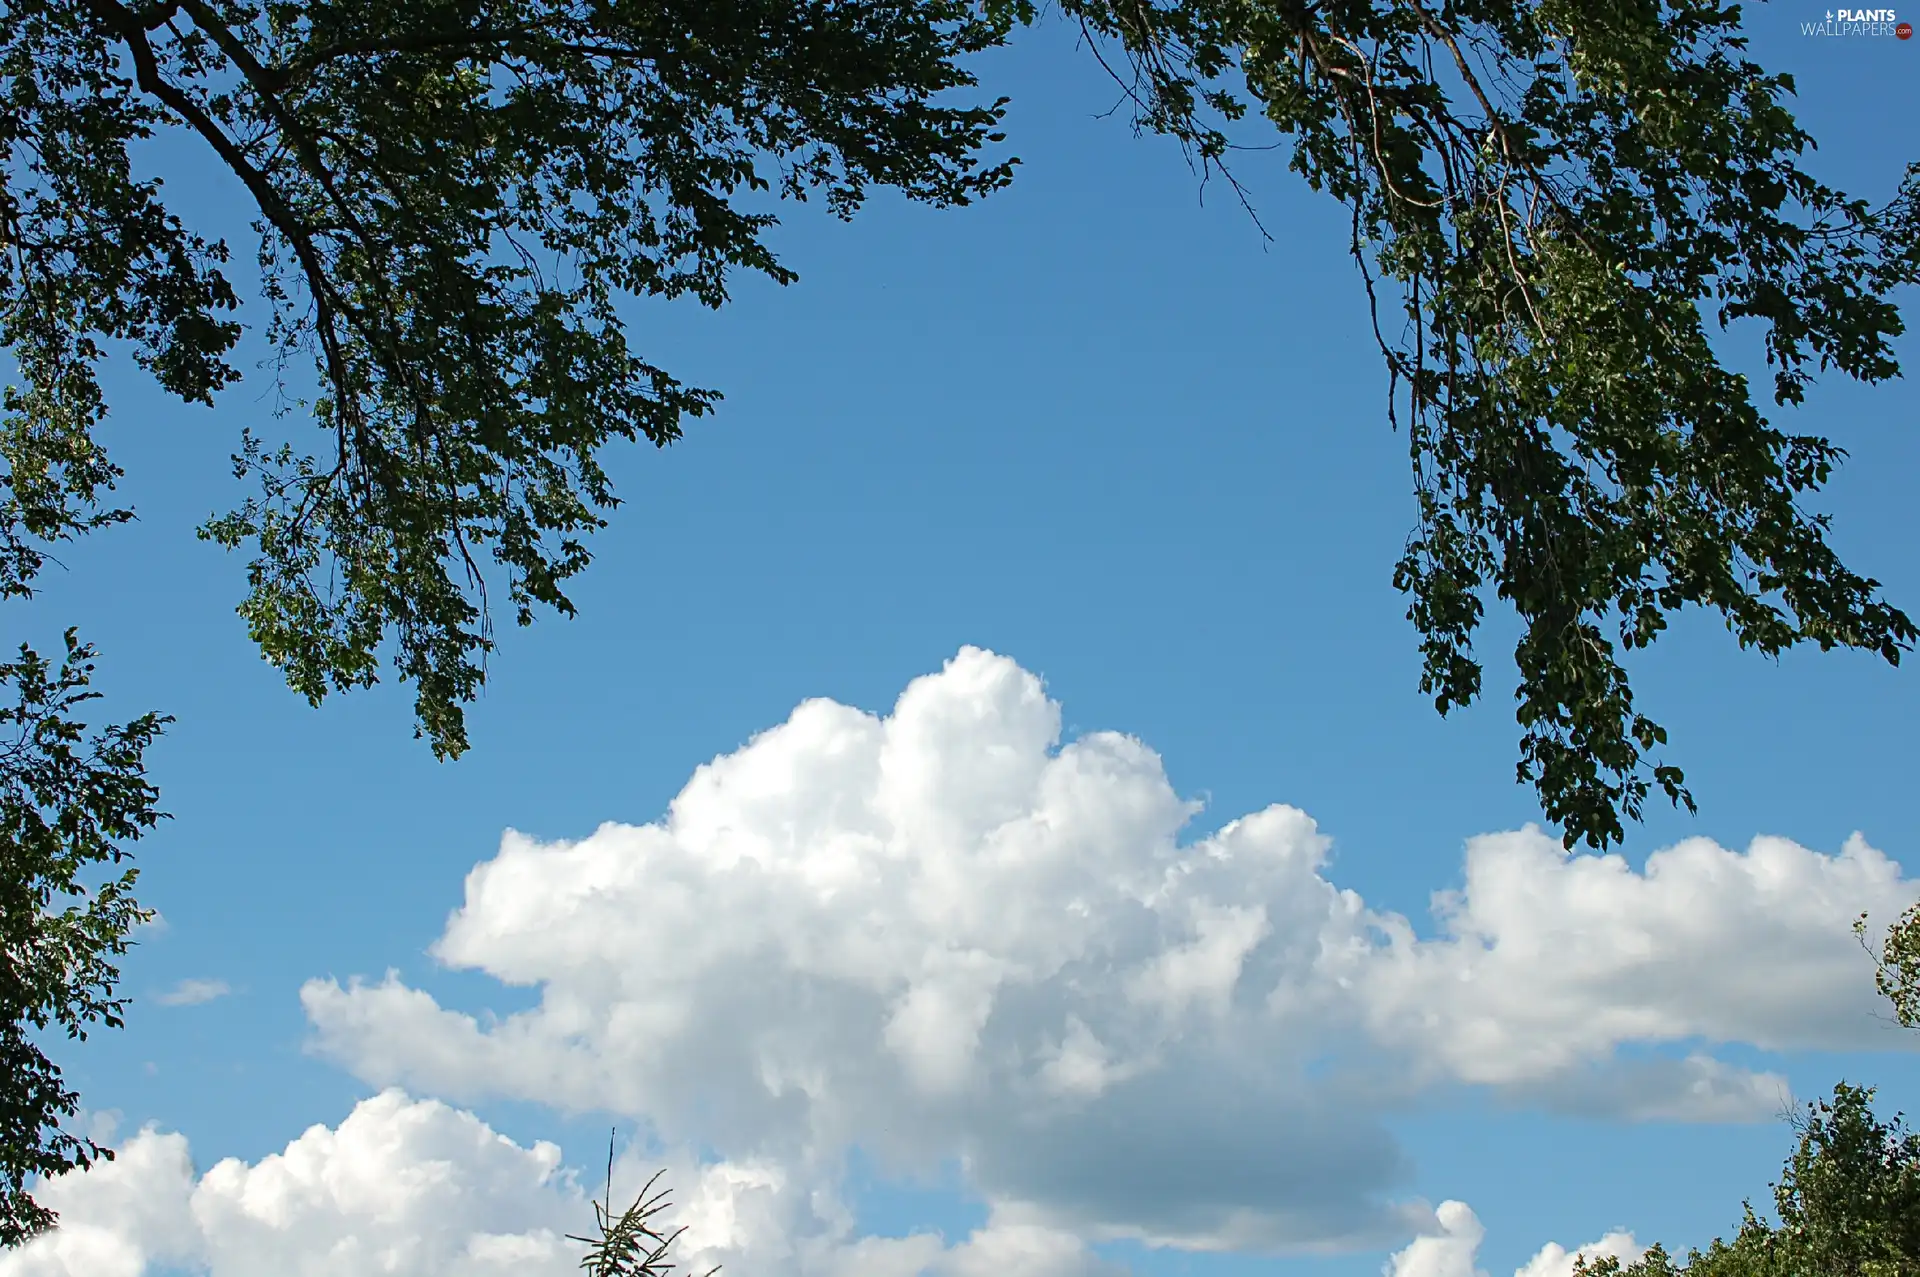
<box><xmin>0</xmin><ymin>1125</ymin><xmax>199</xmax><ymax>1277</ymax></box>
<box><xmin>4</xmin><ymin>1096</ymin><xmax>1624</xmax><ymax>1277</ymax></box>
<box><xmin>298</xmin><ymin>648</ymin><xmax>1913</xmax><ymax>1253</ymax></box>
<box><xmin>0</xmin><ymin>1092</ymin><xmax>576</xmax><ymax>1277</ymax></box>
<box><xmin>1349</xmin><ymin>827</ymin><xmax>1911</xmax><ymax>1086</ymax></box>
<box><xmin>1384</xmin><ymin>1201</ymin><xmax>1641</xmax><ymax>1277</ymax></box>
<box><xmin>0</xmin><ymin>1093</ymin><xmax>1106</xmax><ymax>1277</ymax></box>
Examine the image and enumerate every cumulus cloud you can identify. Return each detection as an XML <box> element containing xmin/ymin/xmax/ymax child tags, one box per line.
<box><xmin>0</xmin><ymin>1091</ymin><xmax>576</xmax><ymax>1277</ymax></box>
<box><xmin>1348</xmin><ymin>827</ymin><xmax>1912</xmax><ymax>1085</ymax></box>
<box><xmin>0</xmin><ymin>1124</ymin><xmax>199</xmax><ymax>1277</ymax></box>
<box><xmin>3</xmin><ymin>1098</ymin><xmax>1627</xmax><ymax>1277</ymax></box>
<box><xmin>0</xmin><ymin>1096</ymin><xmax>1621</xmax><ymax>1277</ymax></box>
<box><xmin>1514</xmin><ymin>1232</ymin><xmax>1646</xmax><ymax>1277</ymax></box>
<box><xmin>298</xmin><ymin>647</ymin><xmax>1912</xmax><ymax>1254</ymax></box>
<box><xmin>154</xmin><ymin>979</ymin><xmax>232</xmax><ymax>1008</ymax></box>
<box><xmin>1384</xmin><ymin>1201</ymin><xmax>1642</xmax><ymax>1277</ymax></box>
<box><xmin>1383</xmin><ymin>1200</ymin><xmax>1487</xmax><ymax>1277</ymax></box>
<box><xmin>0</xmin><ymin>1093</ymin><xmax>1108</xmax><ymax>1277</ymax></box>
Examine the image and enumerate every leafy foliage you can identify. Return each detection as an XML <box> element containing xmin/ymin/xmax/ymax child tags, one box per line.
<box><xmin>5</xmin><ymin>0</ymin><xmax>1018</xmax><ymax>758</ymax></box>
<box><xmin>0</xmin><ymin>632</ymin><xmax>166</xmax><ymax>1245</ymax></box>
<box><xmin>1859</xmin><ymin>904</ymin><xmax>1920</xmax><ymax>1031</ymax></box>
<box><xmin>3</xmin><ymin>4</ymin><xmax>1915</xmax><ymax>845</ymax></box>
<box><xmin>1573</xmin><ymin>1083</ymin><xmax>1920</xmax><ymax>1277</ymax></box>
<box><xmin>1050</xmin><ymin>0</ymin><xmax>1920</xmax><ymax>847</ymax></box>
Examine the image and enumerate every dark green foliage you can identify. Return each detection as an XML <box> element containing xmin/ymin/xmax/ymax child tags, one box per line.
<box><xmin>1052</xmin><ymin>0</ymin><xmax>1920</xmax><ymax>847</ymax></box>
<box><xmin>5</xmin><ymin>0</ymin><xmax>1017</xmax><ymax>758</ymax></box>
<box><xmin>0</xmin><ymin>632</ymin><xmax>166</xmax><ymax>1245</ymax></box>
<box><xmin>6</xmin><ymin>0</ymin><xmax>1915</xmax><ymax>845</ymax></box>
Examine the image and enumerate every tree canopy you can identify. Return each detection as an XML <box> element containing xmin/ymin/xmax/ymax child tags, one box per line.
<box><xmin>4</xmin><ymin>0</ymin><xmax>1915</xmax><ymax>843</ymax></box>
<box><xmin>0</xmin><ymin>633</ymin><xmax>165</xmax><ymax>1245</ymax></box>
<box><xmin>1575</xmin><ymin>1082</ymin><xmax>1920</xmax><ymax>1277</ymax></box>
<box><xmin>1054</xmin><ymin>0</ymin><xmax>1920</xmax><ymax>848</ymax></box>
<box><xmin>5</xmin><ymin>0</ymin><xmax>1017</xmax><ymax>758</ymax></box>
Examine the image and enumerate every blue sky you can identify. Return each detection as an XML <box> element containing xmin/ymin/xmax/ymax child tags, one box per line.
<box><xmin>6</xmin><ymin>8</ymin><xmax>1919</xmax><ymax>1277</ymax></box>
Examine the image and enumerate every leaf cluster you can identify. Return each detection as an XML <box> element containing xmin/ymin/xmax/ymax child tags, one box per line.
<box><xmin>1574</xmin><ymin>1082</ymin><xmax>1920</xmax><ymax>1277</ymax></box>
<box><xmin>0</xmin><ymin>630</ymin><xmax>167</xmax><ymax>1245</ymax></box>
<box><xmin>7</xmin><ymin>0</ymin><xmax>1018</xmax><ymax>757</ymax></box>
<box><xmin>2</xmin><ymin>2</ymin><xmax>241</xmax><ymax>602</ymax></box>
<box><xmin>1859</xmin><ymin>904</ymin><xmax>1920</xmax><ymax>1033</ymax></box>
<box><xmin>1053</xmin><ymin>0</ymin><xmax>1919</xmax><ymax>847</ymax></box>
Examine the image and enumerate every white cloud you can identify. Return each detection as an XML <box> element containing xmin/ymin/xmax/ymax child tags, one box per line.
<box><xmin>154</xmin><ymin>979</ymin><xmax>232</xmax><ymax>1008</ymax></box>
<box><xmin>1383</xmin><ymin>1200</ymin><xmax>1486</xmax><ymax>1277</ymax></box>
<box><xmin>1348</xmin><ymin>828</ymin><xmax>1912</xmax><ymax>1087</ymax></box>
<box><xmin>1514</xmin><ymin>1231</ymin><xmax>1644</xmax><ymax>1277</ymax></box>
<box><xmin>0</xmin><ymin>1092</ymin><xmax>576</xmax><ymax>1277</ymax></box>
<box><xmin>1383</xmin><ymin>1201</ymin><xmax>1642</xmax><ymax>1277</ymax></box>
<box><xmin>0</xmin><ymin>1126</ymin><xmax>199</xmax><ymax>1277</ymax></box>
<box><xmin>296</xmin><ymin>647</ymin><xmax>1914</xmax><ymax>1255</ymax></box>
<box><xmin>191</xmin><ymin>1091</ymin><xmax>577</xmax><ymax>1274</ymax></box>
<box><xmin>5</xmin><ymin>1099</ymin><xmax>1633</xmax><ymax>1277</ymax></box>
<box><xmin>0</xmin><ymin>1092</ymin><xmax>1108</xmax><ymax>1277</ymax></box>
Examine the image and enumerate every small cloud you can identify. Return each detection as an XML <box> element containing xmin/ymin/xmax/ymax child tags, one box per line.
<box><xmin>155</xmin><ymin>978</ymin><xmax>231</xmax><ymax>1008</ymax></box>
<box><xmin>1385</xmin><ymin>1201</ymin><xmax>1643</xmax><ymax>1277</ymax></box>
